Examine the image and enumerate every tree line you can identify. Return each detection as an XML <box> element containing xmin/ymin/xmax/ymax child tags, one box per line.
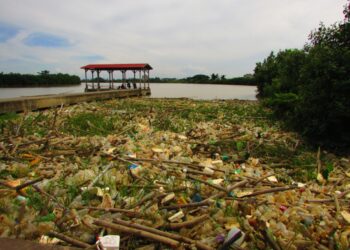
<box><xmin>0</xmin><ymin>71</ymin><xmax>81</xmax><ymax>87</ymax></box>
<box><xmin>150</xmin><ymin>73</ymin><xmax>256</xmax><ymax>85</ymax></box>
<box><xmin>254</xmin><ymin>1</ymin><xmax>350</xmax><ymax>146</ymax></box>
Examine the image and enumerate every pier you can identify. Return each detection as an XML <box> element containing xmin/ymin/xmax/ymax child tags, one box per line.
<box><xmin>0</xmin><ymin>63</ymin><xmax>153</xmax><ymax>114</ymax></box>
<box><xmin>0</xmin><ymin>88</ymin><xmax>151</xmax><ymax>114</ymax></box>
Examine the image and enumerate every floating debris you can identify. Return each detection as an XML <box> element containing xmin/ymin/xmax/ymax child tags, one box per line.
<box><xmin>0</xmin><ymin>98</ymin><xmax>349</xmax><ymax>249</ymax></box>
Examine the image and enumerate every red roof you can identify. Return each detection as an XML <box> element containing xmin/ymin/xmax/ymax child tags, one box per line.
<box><xmin>81</xmin><ymin>63</ymin><xmax>152</xmax><ymax>70</ymax></box>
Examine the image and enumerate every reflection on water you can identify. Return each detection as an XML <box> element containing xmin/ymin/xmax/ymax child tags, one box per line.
<box><xmin>0</xmin><ymin>83</ymin><xmax>257</xmax><ymax>100</ymax></box>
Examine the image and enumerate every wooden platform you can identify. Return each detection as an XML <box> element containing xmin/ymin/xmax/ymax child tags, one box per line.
<box><xmin>0</xmin><ymin>88</ymin><xmax>151</xmax><ymax>114</ymax></box>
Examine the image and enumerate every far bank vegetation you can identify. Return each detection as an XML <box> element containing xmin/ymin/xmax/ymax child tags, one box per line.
<box><xmin>0</xmin><ymin>71</ymin><xmax>81</xmax><ymax>87</ymax></box>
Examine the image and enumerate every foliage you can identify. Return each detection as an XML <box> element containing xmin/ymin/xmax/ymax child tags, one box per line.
<box><xmin>64</xmin><ymin>112</ymin><xmax>118</xmax><ymax>136</ymax></box>
<box><xmin>0</xmin><ymin>71</ymin><xmax>81</xmax><ymax>87</ymax></box>
<box><xmin>148</xmin><ymin>74</ymin><xmax>257</xmax><ymax>85</ymax></box>
<box><xmin>254</xmin><ymin>2</ymin><xmax>350</xmax><ymax>146</ymax></box>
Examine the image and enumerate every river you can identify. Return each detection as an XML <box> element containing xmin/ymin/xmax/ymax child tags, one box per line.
<box><xmin>0</xmin><ymin>83</ymin><xmax>257</xmax><ymax>100</ymax></box>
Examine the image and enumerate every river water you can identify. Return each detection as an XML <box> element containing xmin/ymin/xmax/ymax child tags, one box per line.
<box><xmin>0</xmin><ymin>83</ymin><xmax>257</xmax><ymax>100</ymax></box>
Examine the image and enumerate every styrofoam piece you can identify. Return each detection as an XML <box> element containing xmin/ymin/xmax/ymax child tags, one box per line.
<box><xmin>97</xmin><ymin>235</ymin><xmax>120</xmax><ymax>250</ymax></box>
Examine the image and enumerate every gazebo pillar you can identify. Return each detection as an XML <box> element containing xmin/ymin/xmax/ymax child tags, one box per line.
<box><xmin>91</xmin><ymin>70</ymin><xmax>95</xmax><ymax>89</ymax></box>
<box><xmin>147</xmin><ymin>70</ymin><xmax>150</xmax><ymax>89</ymax></box>
<box><xmin>143</xmin><ymin>70</ymin><xmax>146</xmax><ymax>89</ymax></box>
<box><xmin>84</xmin><ymin>69</ymin><xmax>88</xmax><ymax>91</ymax></box>
<box><xmin>108</xmin><ymin>70</ymin><xmax>111</xmax><ymax>89</ymax></box>
<box><xmin>139</xmin><ymin>70</ymin><xmax>142</xmax><ymax>89</ymax></box>
<box><xmin>97</xmin><ymin>70</ymin><xmax>100</xmax><ymax>89</ymax></box>
<box><xmin>122</xmin><ymin>70</ymin><xmax>126</xmax><ymax>86</ymax></box>
<box><xmin>111</xmin><ymin>71</ymin><xmax>114</xmax><ymax>89</ymax></box>
<box><xmin>133</xmin><ymin>70</ymin><xmax>136</xmax><ymax>88</ymax></box>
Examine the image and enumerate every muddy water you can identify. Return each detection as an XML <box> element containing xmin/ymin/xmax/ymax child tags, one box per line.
<box><xmin>0</xmin><ymin>83</ymin><xmax>257</xmax><ymax>100</ymax></box>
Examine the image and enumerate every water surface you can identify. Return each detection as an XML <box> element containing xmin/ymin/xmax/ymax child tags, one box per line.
<box><xmin>0</xmin><ymin>83</ymin><xmax>257</xmax><ymax>100</ymax></box>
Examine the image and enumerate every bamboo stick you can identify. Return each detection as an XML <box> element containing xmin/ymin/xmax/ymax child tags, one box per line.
<box><xmin>188</xmin><ymin>175</ymin><xmax>227</xmax><ymax>192</ymax></box>
<box><xmin>88</xmin><ymin>162</ymin><xmax>114</xmax><ymax>188</ymax></box>
<box><xmin>15</xmin><ymin>177</ymin><xmax>44</xmax><ymax>192</ymax></box>
<box><xmin>112</xmin><ymin>218</ymin><xmax>214</xmax><ymax>250</ymax></box>
<box><xmin>239</xmin><ymin>186</ymin><xmax>297</xmax><ymax>198</ymax></box>
<box><xmin>48</xmin><ymin>231</ymin><xmax>92</xmax><ymax>248</ymax></box>
<box><xmin>93</xmin><ymin>219</ymin><xmax>181</xmax><ymax>248</ymax></box>
<box><xmin>161</xmin><ymin>200</ymin><xmax>212</xmax><ymax>210</ymax></box>
<box><xmin>167</xmin><ymin>214</ymin><xmax>209</xmax><ymax>230</ymax></box>
<box><xmin>77</xmin><ymin>206</ymin><xmax>140</xmax><ymax>216</ymax></box>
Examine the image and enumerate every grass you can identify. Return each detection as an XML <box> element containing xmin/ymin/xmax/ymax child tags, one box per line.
<box><xmin>63</xmin><ymin>112</ymin><xmax>119</xmax><ymax>136</ymax></box>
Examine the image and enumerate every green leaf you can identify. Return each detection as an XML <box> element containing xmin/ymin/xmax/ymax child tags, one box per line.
<box><xmin>36</xmin><ymin>213</ymin><xmax>56</xmax><ymax>222</ymax></box>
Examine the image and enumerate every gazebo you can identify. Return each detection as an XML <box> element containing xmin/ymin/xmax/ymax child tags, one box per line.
<box><xmin>81</xmin><ymin>63</ymin><xmax>153</xmax><ymax>92</ymax></box>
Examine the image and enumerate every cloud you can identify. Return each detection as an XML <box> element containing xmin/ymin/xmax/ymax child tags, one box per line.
<box><xmin>73</xmin><ymin>55</ymin><xmax>105</xmax><ymax>61</ymax></box>
<box><xmin>23</xmin><ymin>32</ymin><xmax>71</xmax><ymax>48</ymax></box>
<box><xmin>0</xmin><ymin>22</ymin><xmax>19</xmax><ymax>42</ymax></box>
<box><xmin>0</xmin><ymin>0</ymin><xmax>346</xmax><ymax>77</ymax></box>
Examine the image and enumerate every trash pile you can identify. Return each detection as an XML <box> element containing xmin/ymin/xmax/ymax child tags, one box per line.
<box><xmin>0</xmin><ymin>98</ymin><xmax>349</xmax><ymax>249</ymax></box>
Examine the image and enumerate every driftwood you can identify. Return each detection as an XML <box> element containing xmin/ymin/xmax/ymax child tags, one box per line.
<box><xmin>112</xmin><ymin>218</ymin><xmax>214</xmax><ymax>250</ymax></box>
<box><xmin>48</xmin><ymin>231</ymin><xmax>92</xmax><ymax>248</ymax></box>
<box><xmin>188</xmin><ymin>175</ymin><xmax>227</xmax><ymax>192</ymax></box>
<box><xmin>239</xmin><ymin>186</ymin><xmax>297</xmax><ymax>198</ymax></box>
<box><xmin>15</xmin><ymin>177</ymin><xmax>44</xmax><ymax>192</ymax></box>
<box><xmin>206</xmin><ymin>179</ymin><xmax>249</xmax><ymax>201</ymax></box>
<box><xmin>0</xmin><ymin>177</ymin><xmax>44</xmax><ymax>193</ymax></box>
<box><xmin>77</xmin><ymin>206</ymin><xmax>140</xmax><ymax>216</ymax></box>
<box><xmin>123</xmin><ymin>156</ymin><xmax>225</xmax><ymax>173</ymax></box>
<box><xmin>93</xmin><ymin>219</ymin><xmax>181</xmax><ymax>248</ymax></box>
<box><xmin>161</xmin><ymin>200</ymin><xmax>212</xmax><ymax>210</ymax></box>
<box><xmin>167</xmin><ymin>214</ymin><xmax>209</xmax><ymax>230</ymax></box>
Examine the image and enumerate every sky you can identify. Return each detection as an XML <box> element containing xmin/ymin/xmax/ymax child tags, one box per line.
<box><xmin>0</xmin><ymin>0</ymin><xmax>346</xmax><ymax>78</ymax></box>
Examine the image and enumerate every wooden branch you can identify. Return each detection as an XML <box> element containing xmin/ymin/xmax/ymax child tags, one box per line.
<box><xmin>123</xmin><ymin>156</ymin><xmax>225</xmax><ymax>173</ymax></box>
<box><xmin>15</xmin><ymin>177</ymin><xmax>44</xmax><ymax>192</ymax></box>
<box><xmin>33</xmin><ymin>184</ymin><xmax>65</xmax><ymax>209</ymax></box>
<box><xmin>239</xmin><ymin>186</ymin><xmax>297</xmax><ymax>198</ymax></box>
<box><xmin>112</xmin><ymin>218</ymin><xmax>214</xmax><ymax>250</ymax></box>
<box><xmin>48</xmin><ymin>231</ymin><xmax>92</xmax><ymax>248</ymax></box>
<box><xmin>161</xmin><ymin>200</ymin><xmax>212</xmax><ymax>210</ymax></box>
<box><xmin>167</xmin><ymin>214</ymin><xmax>209</xmax><ymax>230</ymax></box>
<box><xmin>93</xmin><ymin>219</ymin><xmax>181</xmax><ymax>248</ymax></box>
<box><xmin>188</xmin><ymin>175</ymin><xmax>227</xmax><ymax>192</ymax></box>
<box><xmin>88</xmin><ymin>162</ymin><xmax>114</xmax><ymax>188</ymax></box>
<box><xmin>0</xmin><ymin>177</ymin><xmax>44</xmax><ymax>194</ymax></box>
<box><xmin>206</xmin><ymin>179</ymin><xmax>249</xmax><ymax>201</ymax></box>
<box><xmin>77</xmin><ymin>206</ymin><xmax>140</xmax><ymax>216</ymax></box>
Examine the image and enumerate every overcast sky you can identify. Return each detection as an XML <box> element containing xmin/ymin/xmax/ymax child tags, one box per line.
<box><xmin>0</xmin><ymin>0</ymin><xmax>346</xmax><ymax>78</ymax></box>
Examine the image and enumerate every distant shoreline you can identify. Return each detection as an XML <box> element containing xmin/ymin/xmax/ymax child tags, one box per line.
<box><xmin>149</xmin><ymin>82</ymin><xmax>257</xmax><ymax>86</ymax></box>
<box><xmin>0</xmin><ymin>83</ymin><xmax>81</xmax><ymax>88</ymax></box>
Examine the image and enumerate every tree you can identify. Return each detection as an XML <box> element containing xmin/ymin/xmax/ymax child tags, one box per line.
<box><xmin>254</xmin><ymin>1</ymin><xmax>350</xmax><ymax>145</ymax></box>
<box><xmin>210</xmin><ymin>73</ymin><xmax>219</xmax><ymax>81</ymax></box>
<box><xmin>38</xmin><ymin>70</ymin><xmax>50</xmax><ymax>75</ymax></box>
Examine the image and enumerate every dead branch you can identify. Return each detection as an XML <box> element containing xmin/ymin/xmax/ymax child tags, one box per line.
<box><xmin>48</xmin><ymin>231</ymin><xmax>92</xmax><ymax>248</ymax></box>
<box><xmin>93</xmin><ymin>219</ymin><xmax>181</xmax><ymax>248</ymax></box>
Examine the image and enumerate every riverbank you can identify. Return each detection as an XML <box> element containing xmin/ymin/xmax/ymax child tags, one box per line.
<box><xmin>0</xmin><ymin>98</ymin><xmax>349</xmax><ymax>249</ymax></box>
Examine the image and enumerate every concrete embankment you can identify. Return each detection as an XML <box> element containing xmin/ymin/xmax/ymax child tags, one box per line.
<box><xmin>0</xmin><ymin>88</ymin><xmax>150</xmax><ymax>113</ymax></box>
